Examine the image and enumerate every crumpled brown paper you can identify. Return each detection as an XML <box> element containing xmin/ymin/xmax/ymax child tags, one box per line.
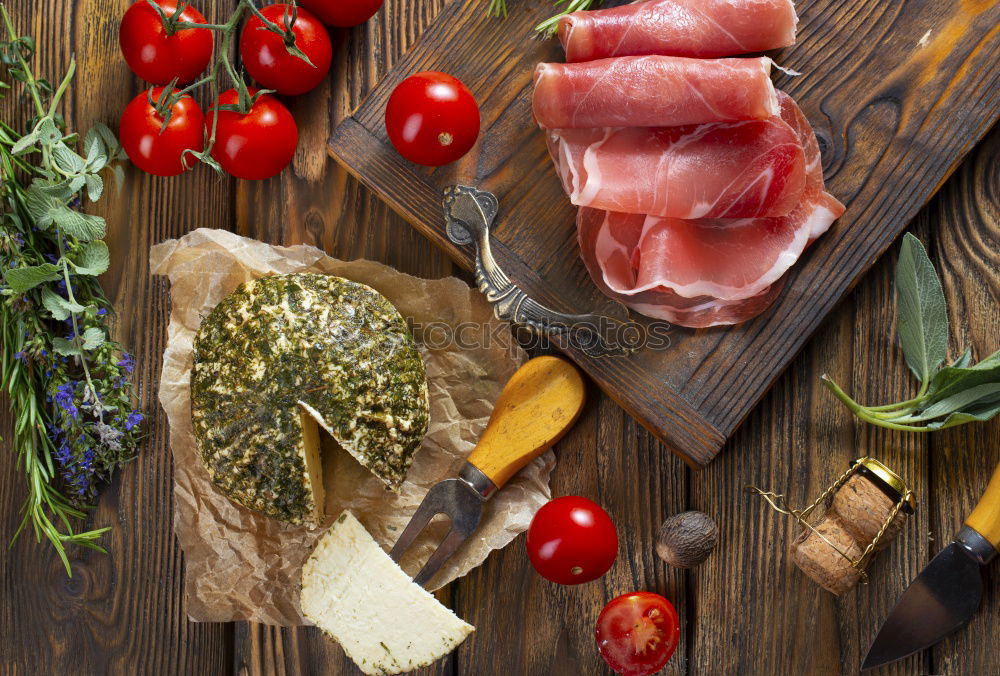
<box><xmin>150</xmin><ymin>228</ymin><xmax>554</xmax><ymax>625</ymax></box>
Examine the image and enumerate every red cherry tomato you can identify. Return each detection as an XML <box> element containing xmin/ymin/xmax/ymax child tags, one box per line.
<box><xmin>119</xmin><ymin>0</ymin><xmax>213</xmax><ymax>85</ymax></box>
<box><xmin>525</xmin><ymin>496</ymin><xmax>618</xmax><ymax>585</ymax></box>
<box><xmin>596</xmin><ymin>592</ymin><xmax>680</xmax><ymax>676</ymax></box>
<box><xmin>206</xmin><ymin>89</ymin><xmax>297</xmax><ymax>180</ymax></box>
<box><xmin>239</xmin><ymin>4</ymin><xmax>333</xmax><ymax>96</ymax></box>
<box><xmin>297</xmin><ymin>0</ymin><xmax>383</xmax><ymax>27</ymax></box>
<box><xmin>119</xmin><ymin>87</ymin><xmax>205</xmax><ymax>177</ymax></box>
<box><xmin>385</xmin><ymin>71</ymin><xmax>480</xmax><ymax>167</ymax></box>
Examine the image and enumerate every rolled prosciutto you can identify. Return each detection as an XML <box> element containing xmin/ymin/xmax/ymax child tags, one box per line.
<box><xmin>532</xmin><ymin>56</ymin><xmax>778</xmax><ymax>129</ymax></box>
<box><xmin>574</xmin><ymin>93</ymin><xmax>845</xmax><ymax>328</ymax></box>
<box><xmin>559</xmin><ymin>0</ymin><xmax>798</xmax><ymax>62</ymax></box>
<box><xmin>547</xmin><ymin>117</ymin><xmax>806</xmax><ymax>219</ymax></box>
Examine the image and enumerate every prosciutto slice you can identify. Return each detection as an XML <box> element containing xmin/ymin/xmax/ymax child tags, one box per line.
<box><xmin>575</xmin><ymin>93</ymin><xmax>846</xmax><ymax>327</ymax></box>
<box><xmin>560</xmin><ymin>0</ymin><xmax>798</xmax><ymax>62</ymax></box>
<box><xmin>547</xmin><ymin>117</ymin><xmax>806</xmax><ymax>219</ymax></box>
<box><xmin>532</xmin><ymin>56</ymin><xmax>778</xmax><ymax>129</ymax></box>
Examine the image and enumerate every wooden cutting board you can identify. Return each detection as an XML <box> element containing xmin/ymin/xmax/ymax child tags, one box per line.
<box><xmin>329</xmin><ymin>0</ymin><xmax>1000</xmax><ymax>468</ymax></box>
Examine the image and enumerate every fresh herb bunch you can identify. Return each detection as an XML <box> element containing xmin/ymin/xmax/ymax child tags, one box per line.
<box><xmin>487</xmin><ymin>0</ymin><xmax>601</xmax><ymax>36</ymax></box>
<box><xmin>0</xmin><ymin>5</ymin><xmax>142</xmax><ymax>575</ymax></box>
<box><xmin>823</xmin><ymin>233</ymin><xmax>1000</xmax><ymax>432</ymax></box>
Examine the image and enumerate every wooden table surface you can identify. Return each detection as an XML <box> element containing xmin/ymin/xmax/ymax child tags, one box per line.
<box><xmin>1</xmin><ymin>1</ymin><xmax>997</xmax><ymax>674</ymax></box>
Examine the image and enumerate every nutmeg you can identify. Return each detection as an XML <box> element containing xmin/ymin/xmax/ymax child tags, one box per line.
<box><xmin>656</xmin><ymin>511</ymin><xmax>718</xmax><ymax>568</ymax></box>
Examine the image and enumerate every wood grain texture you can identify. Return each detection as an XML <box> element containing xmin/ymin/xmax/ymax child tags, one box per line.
<box><xmin>0</xmin><ymin>1</ymin><xmax>997</xmax><ymax>675</ymax></box>
<box><xmin>328</xmin><ymin>0</ymin><xmax>1000</xmax><ymax>469</ymax></box>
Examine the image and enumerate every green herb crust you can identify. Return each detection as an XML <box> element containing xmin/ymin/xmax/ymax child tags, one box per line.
<box><xmin>190</xmin><ymin>273</ymin><xmax>429</xmax><ymax>524</ymax></box>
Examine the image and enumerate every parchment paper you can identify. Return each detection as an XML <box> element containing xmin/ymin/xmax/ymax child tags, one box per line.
<box><xmin>150</xmin><ymin>228</ymin><xmax>554</xmax><ymax>625</ymax></box>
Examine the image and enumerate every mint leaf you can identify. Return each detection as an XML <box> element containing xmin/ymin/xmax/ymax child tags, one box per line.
<box><xmin>40</xmin><ymin>287</ymin><xmax>86</xmax><ymax>320</ymax></box>
<box><xmin>11</xmin><ymin>130</ymin><xmax>39</xmax><ymax>155</ymax></box>
<box><xmin>35</xmin><ymin>117</ymin><xmax>61</xmax><ymax>144</ymax></box>
<box><xmin>71</xmin><ymin>240</ymin><xmax>110</xmax><ymax>276</ymax></box>
<box><xmin>895</xmin><ymin>233</ymin><xmax>948</xmax><ymax>384</ymax></box>
<box><xmin>51</xmin><ymin>205</ymin><xmax>106</xmax><ymax>241</ymax></box>
<box><xmin>84</xmin><ymin>174</ymin><xmax>104</xmax><ymax>202</ymax></box>
<box><xmin>52</xmin><ymin>142</ymin><xmax>86</xmax><ymax>174</ymax></box>
<box><xmin>3</xmin><ymin>264</ymin><xmax>62</xmax><ymax>293</ymax></box>
<box><xmin>81</xmin><ymin>327</ymin><xmax>105</xmax><ymax>350</ymax></box>
<box><xmin>51</xmin><ymin>337</ymin><xmax>82</xmax><ymax>357</ymax></box>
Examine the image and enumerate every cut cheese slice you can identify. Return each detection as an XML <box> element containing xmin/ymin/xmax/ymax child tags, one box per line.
<box><xmin>301</xmin><ymin>511</ymin><xmax>474</xmax><ymax>674</ymax></box>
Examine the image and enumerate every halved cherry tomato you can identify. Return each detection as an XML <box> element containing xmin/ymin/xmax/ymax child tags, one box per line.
<box><xmin>596</xmin><ymin>592</ymin><xmax>680</xmax><ymax>676</ymax></box>
<box><xmin>526</xmin><ymin>496</ymin><xmax>618</xmax><ymax>585</ymax></box>
<box><xmin>120</xmin><ymin>87</ymin><xmax>205</xmax><ymax>177</ymax></box>
<box><xmin>240</xmin><ymin>4</ymin><xmax>333</xmax><ymax>96</ymax></box>
<box><xmin>384</xmin><ymin>71</ymin><xmax>480</xmax><ymax>167</ymax></box>
<box><xmin>206</xmin><ymin>89</ymin><xmax>297</xmax><ymax>180</ymax></box>
<box><xmin>297</xmin><ymin>0</ymin><xmax>384</xmax><ymax>27</ymax></box>
<box><xmin>119</xmin><ymin>0</ymin><xmax>213</xmax><ymax>85</ymax></box>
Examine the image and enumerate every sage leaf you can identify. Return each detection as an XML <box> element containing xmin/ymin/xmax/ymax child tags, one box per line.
<box><xmin>895</xmin><ymin>233</ymin><xmax>948</xmax><ymax>384</ymax></box>
<box><xmin>911</xmin><ymin>383</ymin><xmax>1000</xmax><ymax>421</ymax></box>
<box><xmin>51</xmin><ymin>204</ymin><xmax>106</xmax><ymax>241</ymax></box>
<box><xmin>40</xmin><ymin>287</ymin><xmax>86</xmax><ymax>320</ymax></box>
<box><xmin>952</xmin><ymin>347</ymin><xmax>972</xmax><ymax>369</ymax></box>
<box><xmin>81</xmin><ymin>327</ymin><xmax>105</xmax><ymax>350</ymax></box>
<box><xmin>70</xmin><ymin>240</ymin><xmax>110</xmax><ymax>276</ymax></box>
<box><xmin>926</xmin><ymin>360</ymin><xmax>1000</xmax><ymax>402</ymax></box>
<box><xmin>926</xmin><ymin>394</ymin><xmax>1000</xmax><ymax>430</ymax></box>
<box><xmin>3</xmin><ymin>263</ymin><xmax>62</xmax><ymax>293</ymax></box>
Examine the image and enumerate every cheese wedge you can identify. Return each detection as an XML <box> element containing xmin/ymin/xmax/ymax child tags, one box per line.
<box><xmin>301</xmin><ymin>511</ymin><xmax>474</xmax><ymax>674</ymax></box>
<box><xmin>190</xmin><ymin>273</ymin><xmax>430</xmax><ymax>525</ymax></box>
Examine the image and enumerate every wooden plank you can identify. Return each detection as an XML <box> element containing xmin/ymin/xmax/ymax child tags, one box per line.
<box><xmin>328</xmin><ymin>0</ymin><xmax>1000</xmax><ymax>469</ymax></box>
<box><xmin>925</xmin><ymin>129</ymin><xmax>999</xmax><ymax>675</ymax></box>
<box><xmin>0</xmin><ymin>0</ymin><xmax>235</xmax><ymax>672</ymax></box>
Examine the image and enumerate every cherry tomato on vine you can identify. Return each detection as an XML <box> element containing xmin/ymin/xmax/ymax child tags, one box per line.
<box><xmin>296</xmin><ymin>0</ymin><xmax>384</xmax><ymax>27</ymax></box>
<box><xmin>206</xmin><ymin>89</ymin><xmax>297</xmax><ymax>180</ymax></box>
<box><xmin>239</xmin><ymin>4</ymin><xmax>333</xmax><ymax>96</ymax></box>
<box><xmin>596</xmin><ymin>592</ymin><xmax>680</xmax><ymax>676</ymax></box>
<box><xmin>119</xmin><ymin>0</ymin><xmax>213</xmax><ymax>85</ymax></box>
<box><xmin>119</xmin><ymin>87</ymin><xmax>205</xmax><ymax>177</ymax></box>
<box><xmin>525</xmin><ymin>496</ymin><xmax>618</xmax><ymax>585</ymax></box>
<box><xmin>384</xmin><ymin>71</ymin><xmax>480</xmax><ymax>167</ymax></box>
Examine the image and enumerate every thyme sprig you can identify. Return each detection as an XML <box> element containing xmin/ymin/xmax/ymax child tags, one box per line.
<box><xmin>0</xmin><ymin>4</ymin><xmax>142</xmax><ymax>575</ymax></box>
<box><xmin>823</xmin><ymin>234</ymin><xmax>1000</xmax><ymax>432</ymax></box>
<box><xmin>487</xmin><ymin>0</ymin><xmax>601</xmax><ymax>36</ymax></box>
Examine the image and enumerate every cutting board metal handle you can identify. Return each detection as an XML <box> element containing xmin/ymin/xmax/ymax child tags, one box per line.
<box><xmin>966</xmin><ymin>462</ymin><xmax>1000</xmax><ymax>551</ymax></box>
<box><xmin>466</xmin><ymin>355</ymin><xmax>586</xmax><ymax>490</ymax></box>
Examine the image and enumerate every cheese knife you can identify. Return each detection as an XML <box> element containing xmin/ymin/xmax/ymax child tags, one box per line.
<box><xmin>389</xmin><ymin>355</ymin><xmax>586</xmax><ymax>587</ymax></box>
<box><xmin>862</xmin><ymin>461</ymin><xmax>1000</xmax><ymax>670</ymax></box>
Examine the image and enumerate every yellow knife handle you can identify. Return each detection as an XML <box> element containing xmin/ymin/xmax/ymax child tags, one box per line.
<box><xmin>966</xmin><ymin>462</ymin><xmax>1000</xmax><ymax>551</ymax></box>
<box><xmin>466</xmin><ymin>355</ymin><xmax>586</xmax><ymax>490</ymax></box>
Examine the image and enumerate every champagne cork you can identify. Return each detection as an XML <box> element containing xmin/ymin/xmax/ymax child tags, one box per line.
<box><xmin>791</xmin><ymin>459</ymin><xmax>915</xmax><ymax>595</ymax></box>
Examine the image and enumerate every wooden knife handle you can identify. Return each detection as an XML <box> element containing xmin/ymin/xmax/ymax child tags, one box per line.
<box><xmin>966</xmin><ymin>462</ymin><xmax>1000</xmax><ymax>551</ymax></box>
<box><xmin>466</xmin><ymin>355</ymin><xmax>586</xmax><ymax>490</ymax></box>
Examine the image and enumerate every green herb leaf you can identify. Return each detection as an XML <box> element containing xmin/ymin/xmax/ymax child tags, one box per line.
<box><xmin>52</xmin><ymin>141</ymin><xmax>86</xmax><ymax>173</ymax></box>
<box><xmin>911</xmin><ymin>383</ymin><xmax>1000</xmax><ymax>421</ymax></box>
<box><xmin>10</xmin><ymin>129</ymin><xmax>38</xmax><ymax>155</ymax></box>
<box><xmin>50</xmin><ymin>204</ymin><xmax>106</xmax><ymax>241</ymax></box>
<box><xmin>3</xmin><ymin>263</ymin><xmax>62</xmax><ymax>292</ymax></box>
<box><xmin>40</xmin><ymin>287</ymin><xmax>86</xmax><ymax>320</ymax></box>
<box><xmin>926</xmin><ymin>393</ymin><xmax>1000</xmax><ymax>430</ymax></box>
<box><xmin>951</xmin><ymin>347</ymin><xmax>973</xmax><ymax>368</ymax></box>
<box><xmin>35</xmin><ymin>116</ymin><xmax>60</xmax><ymax>144</ymax></box>
<box><xmin>81</xmin><ymin>326</ymin><xmax>105</xmax><ymax>350</ymax></box>
<box><xmin>895</xmin><ymin>233</ymin><xmax>948</xmax><ymax>384</ymax></box>
<box><xmin>926</xmin><ymin>358</ymin><xmax>1000</xmax><ymax>402</ymax></box>
<box><xmin>51</xmin><ymin>336</ymin><xmax>82</xmax><ymax>357</ymax></box>
<box><xmin>70</xmin><ymin>240</ymin><xmax>110</xmax><ymax>276</ymax></box>
<box><xmin>84</xmin><ymin>173</ymin><xmax>104</xmax><ymax>202</ymax></box>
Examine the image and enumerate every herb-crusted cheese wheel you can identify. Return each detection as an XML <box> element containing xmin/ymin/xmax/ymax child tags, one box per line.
<box><xmin>301</xmin><ymin>511</ymin><xmax>474</xmax><ymax>674</ymax></box>
<box><xmin>191</xmin><ymin>273</ymin><xmax>429</xmax><ymax>525</ymax></box>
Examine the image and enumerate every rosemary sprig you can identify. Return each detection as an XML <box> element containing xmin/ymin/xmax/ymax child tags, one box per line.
<box><xmin>487</xmin><ymin>0</ymin><xmax>602</xmax><ymax>36</ymax></box>
<box><xmin>823</xmin><ymin>234</ymin><xmax>1000</xmax><ymax>432</ymax></box>
<box><xmin>0</xmin><ymin>4</ymin><xmax>142</xmax><ymax>575</ymax></box>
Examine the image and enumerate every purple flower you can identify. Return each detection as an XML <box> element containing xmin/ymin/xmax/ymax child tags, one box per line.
<box><xmin>54</xmin><ymin>381</ymin><xmax>79</xmax><ymax>419</ymax></box>
<box><xmin>54</xmin><ymin>441</ymin><xmax>72</xmax><ymax>467</ymax></box>
<box><xmin>118</xmin><ymin>353</ymin><xmax>135</xmax><ymax>374</ymax></box>
<box><xmin>14</xmin><ymin>351</ymin><xmax>27</xmax><ymax>365</ymax></box>
<box><xmin>45</xmin><ymin>253</ymin><xmax>58</xmax><ymax>263</ymax></box>
<box><xmin>125</xmin><ymin>411</ymin><xmax>143</xmax><ymax>431</ymax></box>
<box><xmin>97</xmin><ymin>308</ymin><xmax>107</xmax><ymax>316</ymax></box>
<box><xmin>12</xmin><ymin>233</ymin><xmax>24</xmax><ymax>247</ymax></box>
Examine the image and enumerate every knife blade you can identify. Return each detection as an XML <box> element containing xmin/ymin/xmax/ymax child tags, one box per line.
<box><xmin>862</xmin><ymin>462</ymin><xmax>1000</xmax><ymax>670</ymax></box>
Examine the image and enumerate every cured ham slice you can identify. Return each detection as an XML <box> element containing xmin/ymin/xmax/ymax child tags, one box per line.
<box><xmin>547</xmin><ymin>117</ymin><xmax>806</xmax><ymax>219</ymax></box>
<box><xmin>560</xmin><ymin>0</ymin><xmax>798</xmax><ymax>62</ymax></box>
<box><xmin>575</xmin><ymin>93</ymin><xmax>846</xmax><ymax>328</ymax></box>
<box><xmin>532</xmin><ymin>56</ymin><xmax>778</xmax><ymax>129</ymax></box>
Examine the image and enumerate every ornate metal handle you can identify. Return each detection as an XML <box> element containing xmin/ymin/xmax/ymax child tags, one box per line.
<box><xmin>442</xmin><ymin>185</ymin><xmax>639</xmax><ymax>358</ymax></box>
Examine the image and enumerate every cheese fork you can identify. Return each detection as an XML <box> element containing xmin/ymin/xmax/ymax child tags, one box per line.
<box><xmin>390</xmin><ymin>355</ymin><xmax>586</xmax><ymax>586</ymax></box>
